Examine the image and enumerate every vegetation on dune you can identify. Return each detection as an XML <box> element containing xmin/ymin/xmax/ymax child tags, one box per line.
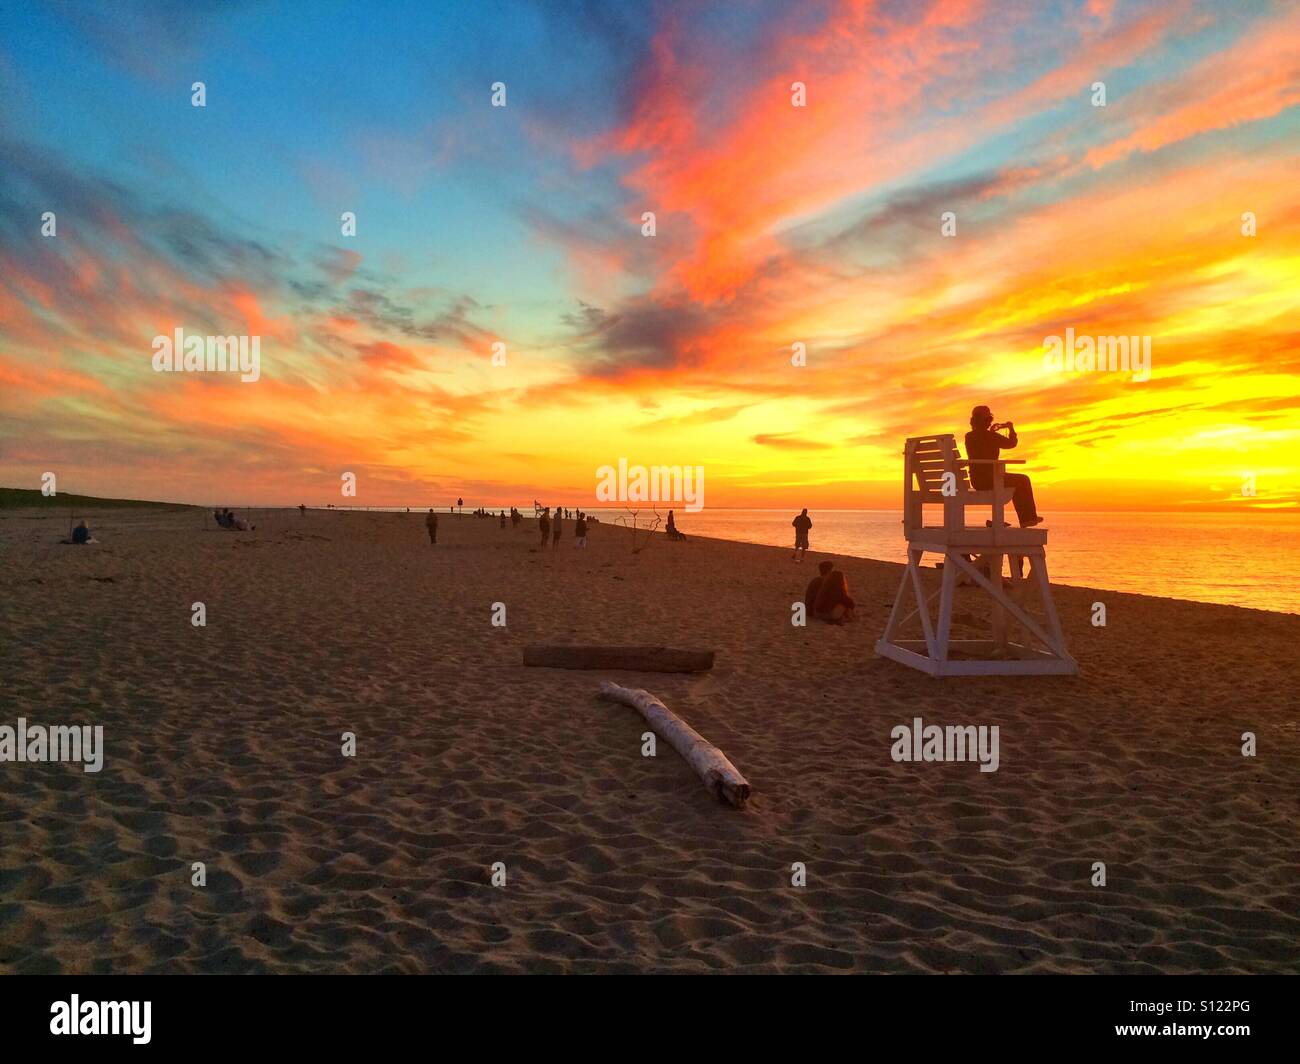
<box><xmin>0</xmin><ymin>488</ymin><xmax>195</xmax><ymax>511</ymax></box>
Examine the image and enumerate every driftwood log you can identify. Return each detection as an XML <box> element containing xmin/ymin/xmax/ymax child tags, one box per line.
<box><xmin>598</xmin><ymin>681</ymin><xmax>751</xmax><ymax>809</ymax></box>
<box><xmin>523</xmin><ymin>645</ymin><xmax>714</xmax><ymax>673</ymax></box>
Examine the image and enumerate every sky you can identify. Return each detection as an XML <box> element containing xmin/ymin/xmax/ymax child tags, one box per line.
<box><xmin>1</xmin><ymin>0</ymin><xmax>1297</xmax><ymax>511</ymax></box>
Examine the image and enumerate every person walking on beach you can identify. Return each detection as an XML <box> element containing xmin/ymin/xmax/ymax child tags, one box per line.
<box><xmin>539</xmin><ymin>507</ymin><xmax>551</xmax><ymax>548</ymax></box>
<box><xmin>499</xmin><ymin>511</ymin><xmax>506</xmax><ymax>529</ymax></box>
<box><xmin>965</xmin><ymin>406</ymin><xmax>1043</xmax><ymax>527</ymax></box>
<box><xmin>574</xmin><ymin>511</ymin><xmax>587</xmax><ymax>548</ymax></box>
<box><xmin>551</xmin><ymin>506</ymin><xmax>563</xmax><ymax>550</ymax></box>
<box><xmin>792</xmin><ymin>508</ymin><xmax>812</xmax><ymax>560</ymax></box>
<box><xmin>426</xmin><ymin>508</ymin><xmax>438</xmax><ymax>545</ymax></box>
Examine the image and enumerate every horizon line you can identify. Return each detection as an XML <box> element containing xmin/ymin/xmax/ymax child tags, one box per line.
<box><xmin>3</xmin><ymin>487</ymin><xmax>1296</xmax><ymax>517</ymax></box>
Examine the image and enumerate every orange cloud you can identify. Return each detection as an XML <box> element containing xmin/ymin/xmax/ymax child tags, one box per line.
<box><xmin>1086</xmin><ymin>6</ymin><xmax>1300</xmax><ymax>168</ymax></box>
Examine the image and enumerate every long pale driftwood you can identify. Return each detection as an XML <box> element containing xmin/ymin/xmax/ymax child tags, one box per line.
<box><xmin>598</xmin><ymin>681</ymin><xmax>750</xmax><ymax>809</ymax></box>
<box><xmin>523</xmin><ymin>645</ymin><xmax>714</xmax><ymax>673</ymax></box>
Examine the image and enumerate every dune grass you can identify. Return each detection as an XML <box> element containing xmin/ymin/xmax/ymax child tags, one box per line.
<box><xmin>0</xmin><ymin>488</ymin><xmax>195</xmax><ymax>511</ymax></box>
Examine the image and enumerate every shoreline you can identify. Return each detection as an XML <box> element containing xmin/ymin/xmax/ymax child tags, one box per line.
<box><xmin>5</xmin><ymin>501</ymin><xmax>1296</xmax><ymax>618</ymax></box>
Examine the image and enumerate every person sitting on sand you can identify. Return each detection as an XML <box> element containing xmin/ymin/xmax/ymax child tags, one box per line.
<box><xmin>813</xmin><ymin>564</ymin><xmax>856</xmax><ymax>624</ymax></box>
<box><xmin>666</xmin><ymin>509</ymin><xmax>687</xmax><ymax>541</ymax></box>
<box><xmin>965</xmin><ymin>405</ymin><xmax>1043</xmax><ymax>528</ymax></box>
<box><xmin>425</xmin><ymin>508</ymin><xmax>438</xmax><ymax>545</ymax></box>
<box><xmin>792</xmin><ymin>508</ymin><xmax>812</xmax><ymax>560</ymax></box>
<box><xmin>60</xmin><ymin>520</ymin><xmax>97</xmax><ymax>546</ymax></box>
<box><xmin>539</xmin><ymin>507</ymin><xmax>551</xmax><ymax>547</ymax></box>
<box><xmin>804</xmin><ymin>560</ymin><xmax>833</xmax><ymax>611</ymax></box>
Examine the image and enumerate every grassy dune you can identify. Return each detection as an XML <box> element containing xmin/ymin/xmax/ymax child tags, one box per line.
<box><xmin>0</xmin><ymin>488</ymin><xmax>196</xmax><ymax>511</ymax></box>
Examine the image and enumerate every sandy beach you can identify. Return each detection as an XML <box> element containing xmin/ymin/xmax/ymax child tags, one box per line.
<box><xmin>1</xmin><ymin>505</ymin><xmax>1297</xmax><ymax>974</ymax></box>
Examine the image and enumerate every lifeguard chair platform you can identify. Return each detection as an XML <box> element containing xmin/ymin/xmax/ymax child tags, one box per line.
<box><xmin>874</xmin><ymin>434</ymin><xmax>1077</xmax><ymax>676</ymax></box>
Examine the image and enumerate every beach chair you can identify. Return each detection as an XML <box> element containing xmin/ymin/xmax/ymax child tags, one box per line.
<box><xmin>875</xmin><ymin>434</ymin><xmax>1076</xmax><ymax>676</ymax></box>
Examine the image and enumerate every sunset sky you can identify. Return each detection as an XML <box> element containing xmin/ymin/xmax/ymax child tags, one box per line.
<box><xmin>1</xmin><ymin>0</ymin><xmax>1297</xmax><ymax>510</ymax></box>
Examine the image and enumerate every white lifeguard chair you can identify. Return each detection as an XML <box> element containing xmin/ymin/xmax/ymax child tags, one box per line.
<box><xmin>874</xmin><ymin>434</ymin><xmax>1077</xmax><ymax>676</ymax></box>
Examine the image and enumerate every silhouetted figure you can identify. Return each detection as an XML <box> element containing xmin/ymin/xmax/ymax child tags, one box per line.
<box><xmin>792</xmin><ymin>508</ymin><xmax>812</xmax><ymax>560</ymax></box>
<box><xmin>804</xmin><ymin>560</ymin><xmax>833</xmax><ymax>610</ymax></box>
<box><xmin>666</xmin><ymin>509</ymin><xmax>687</xmax><ymax>541</ymax></box>
<box><xmin>575</xmin><ymin>511</ymin><xmax>588</xmax><ymax>548</ymax></box>
<box><xmin>813</xmin><ymin>565</ymin><xmax>856</xmax><ymax>624</ymax></box>
<box><xmin>457</xmin><ymin>497</ymin><xmax>463</xmax><ymax>514</ymax></box>
<box><xmin>551</xmin><ymin>507</ymin><xmax>563</xmax><ymax>549</ymax></box>
<box><xmin>511</xmin><ymin>507</ymin><xmax>521</xmax><ymax>529</ymax></box>
<box><xmin>539</xmin><ymin>507</ymin><xmax>551</xmax><ymax>547</ymax></box>
<box><xmin>426</xmin><ymin>508</ymin><xmax>438</xmax><ymax>545</ymax></box>
<box><xmin>299</xmin><ymin>504</ymin><xmax>307</xmax><ymax>516</ymax></box>
<box><xmin>964</xmin><ymin>405</ymin><xmax>1042</xmax><ymax>527</ymax></box>
<box><xmin>71</xmin><ymin>520</ymin><xmax>90</xmax><ymax>545</ymax></box>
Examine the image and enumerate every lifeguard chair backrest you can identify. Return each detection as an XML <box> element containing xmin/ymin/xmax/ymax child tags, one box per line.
<box><xmin>903</xmin><ymin>434</ymin><xmax>962</xmax><ymax>530</ymax></box>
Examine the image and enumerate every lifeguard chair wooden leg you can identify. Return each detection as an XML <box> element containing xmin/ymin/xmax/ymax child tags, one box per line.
<box><xmin>1006</xmin><ymin>551</ymin><xmax>1027</xmax><ymax>655</ymax></box>
<box><xmin>882</xmin><ymin>549</ymin><xmax>937</xmax><ymax>645</ymax></box>
<box><xmin>908</xmin><ymin>549</ymin><xmax>938</xmax><ymax>659</ymax></box>
<box><xmin>1029</xmin><ymin>553</ymin><xmax>1073</xmax><ymax>666</ymax></box>
<box><xmin>987</xmin><ymin>551</ymin><xmax>1007</xmax><ymax>653</ymax></box>
<box><xmin>875</xmin><ymin>548</ymin><xmax>942</xmax><ymax>675</ymax></box>
<box><xmin>879</xmin><ymin>560</ymin><xmax>911</xmax><ymax>646</ymax></box>
<box><xmin>933</xmin><ymin>558</ymin><xmax>958</xmax><ymax>662</ymax></box>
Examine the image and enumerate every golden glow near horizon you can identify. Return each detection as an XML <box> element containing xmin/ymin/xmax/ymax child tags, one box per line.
<box><xmin>1</xmin><ymin>1</ymin><xmax>1297</xmax><ymax>510</ymax></box>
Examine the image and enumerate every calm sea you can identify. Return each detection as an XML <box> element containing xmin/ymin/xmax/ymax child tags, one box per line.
<box><xmin>581</xmin><ymin>508</ymin><xmax>1300</xmax><ymax>615</ymax></box>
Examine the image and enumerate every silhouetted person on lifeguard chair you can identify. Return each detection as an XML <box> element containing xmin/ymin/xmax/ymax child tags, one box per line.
<box><xmin>964</xmin><ymin>405</ymin><xmax>1043</xmax><ymax>528</ymax></box>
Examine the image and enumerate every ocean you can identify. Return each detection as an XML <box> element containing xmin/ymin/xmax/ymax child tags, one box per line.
<box><xmin>581</xmin><ymin>508</ymin><xmax>1300</xmax><ymax>615</ymax></box>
